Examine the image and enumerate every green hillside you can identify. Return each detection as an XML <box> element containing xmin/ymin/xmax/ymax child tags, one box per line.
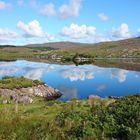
<box><xmin>0</xmin><ymin>37</ymin><xmax>140</xmax><ymax>61</ymax></box>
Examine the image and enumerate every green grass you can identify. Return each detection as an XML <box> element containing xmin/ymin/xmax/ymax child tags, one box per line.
<box><xmin>0</xmin><ymin>76</ymin><xmax>43</xmax><ymax>89</ymax></box>
<box><xmin>0</xmin><ymin>94</ymin><xmax>139</xmax><ymax>140</ymax></box>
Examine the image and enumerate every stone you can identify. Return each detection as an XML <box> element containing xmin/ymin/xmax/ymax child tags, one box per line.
<box><xmin>0</xmin><ymin>84</ymin><xmax>62</xmax><ymax>104</ymax></box>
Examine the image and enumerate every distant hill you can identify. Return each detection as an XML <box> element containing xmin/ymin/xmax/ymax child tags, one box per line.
<box><xmin>25</xmin><ymin>37</ymin><xmax>140</xmax><ymax>58</ymax></box>
<box><xmin>26</xmin><ymin>41</ymin><xmax>89</xmax><ymax>49</ymax></box>
<box><xmin>0</xmin><ymin>37</ymin><xmax>140</xmax><ymax>59</ymax></box>
<box><xmin>25</xmin><ymin>37</ymin><xmax>140</xmax><ymax>50</ymax></box>
<box><xmin>0</xmin><ymin>45</ymin><xmax>16</xmax><ymax>48</ymax></box>
<box><xmin>1</xmin><ymin>37</ymin><xmax>140</xmax><ymax>51</ymax></box>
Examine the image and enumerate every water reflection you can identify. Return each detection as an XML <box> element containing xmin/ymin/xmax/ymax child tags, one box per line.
<box><xmin>58</xmin><ymin>85</ymin><xmax>78</xmax><ymax>100</ymax></box>
<box><xmin>60</xmin><ymin>67</ymin><xmax>95</xmax><ymax>81</ymax></box>
<box><xmin>96</xmin><ymin>84</ymin><xmax>107</xmax><ymax>92</ymax></box>
<box><xmin>0</xmin><ymin>60</ymin><xmax>140</xmax><ymax>100</ymax></box>
<box><xmin>110</xmin><ymin>69</ymin><xmax>128</xmax><ymax>83</ymax></box>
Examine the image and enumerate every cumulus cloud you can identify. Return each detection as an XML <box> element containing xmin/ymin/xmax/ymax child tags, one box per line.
<box><xmin>17</xmin><ymin>20</ymin><xmax>45</xmax><ymax>37</ymax></box>
<box><xmin>0</xmin><ymin>28</ymin><xmax>18</xmax><ymax>41</ymax></box>
<box><xmin>0</xmin><ymin>0</ymin><xmax>7</xmax><ymax>10</ymax></box>
<box><xmin>60</xmin><ymin>24</ymin><xmax>96</xmax><ymax>39</ymax></box>
<box><xmin>111</xmin><ymin>69</ymin><xmax>128</xmax><ymax>83</ymax></box>
<box><xmin>59</xmin><ymin>0</ymin><xmax>81</xmax><ymax>19</ymax></box>
<box><xmin>112</xmin><ymin>23</ymin><xmax>131</xmax><ymax>39</ymax></box>
<box><xmin>60</xmin><ymin>67</ymin><xmax>95</xmax><ymax>81</ymax></box>
<box><xmin>39</xmin><ymin>0</ymin><xmax>82</xmax><ymax>19</ymax></box>
<box><xmin>98</xmin><ymin>13</ymin><xmax>109</xmax><ymax>21</ymax></box>
<box><xmin>40</xmin><ymin>3</ymin><xmax>56</xmax><ymax>17</ymax></box>
<box><xmin>17</xmin><ymin>20</ymin><xmax>54</xmax><ymax>41</ymax></box>
<box><xmin>60</xmin><ymin>23</ymin><xmax>133</xmax><ymax>42</ymax></box>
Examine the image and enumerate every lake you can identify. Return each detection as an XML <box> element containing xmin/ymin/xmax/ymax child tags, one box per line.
<box><xmin>0</xmin><ymin>60</ymin><xmax>140</xmax><ymax>101</ymax></box>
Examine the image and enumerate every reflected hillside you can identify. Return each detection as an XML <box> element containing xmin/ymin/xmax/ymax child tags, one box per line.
<box><xmin>73</xmin><ymin>58</ymin><xmax>140</xmax><ymax>72</ymax></box>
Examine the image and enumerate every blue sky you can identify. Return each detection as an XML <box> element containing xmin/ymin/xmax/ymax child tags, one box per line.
<box><xmin>0</xmin><ymin>0</ymin><xmax>140</xmax><ymax>45</ymax></box>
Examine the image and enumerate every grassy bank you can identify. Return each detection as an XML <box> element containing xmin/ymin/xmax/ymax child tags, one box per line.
<box><xmin>0</xmin><ymin>94</ymin><xmax>139</xmax><ymax>140</ymax></box>
<box><xmin>0</xmin><ymin>76</ymin><xmax>43</xmax><ymax>89</ymax></box>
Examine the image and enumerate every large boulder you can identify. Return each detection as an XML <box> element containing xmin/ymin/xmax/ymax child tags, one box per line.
<box><xmin>0</xmin><ymin>84</ymin><xmax>62</xmax><ymax>104</ymax></box>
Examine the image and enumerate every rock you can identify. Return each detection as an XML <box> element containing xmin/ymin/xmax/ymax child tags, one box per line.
<box><xmin>88</xmin><ymin>95</ymin><xmax>101</xmax><ymax>100</ymax></box>
<box><xmin>33</xmin><ymin>85</ymin><xmax>62</xmax><ymax>100</ymax></box>
<box><xmin>87</xmin><ymin>95</ymin><xmax>101</xmax><ymax>106</ymax></box>
<box><xmin>20</xmin><ymin>87</ymin><xmax>34</xmax><ymax>94</ymax></box>
<box><xmin>0</xmin><ymin>84</ymin><xmax>62</xmax><ymax>104</ymax></box>
<box><xmin>16</xmin><ymin>96</ymin><xmax>33</xmax><ymax>104</ymax></box>
<box><xmin>34</xmin><ymin>86</ymin><xmax>44</xmax><ymax>97</ymax></box>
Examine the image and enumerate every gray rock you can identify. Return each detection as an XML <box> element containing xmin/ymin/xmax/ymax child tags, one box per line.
<box><xmin>16</xmin><ymin>96</ymin><xmax>33</xmax><ymax>104</ymax></box>
<box><xmin>0</xmin><ymin>84</ymin><xmax>62</xmax><ymax>104</ymax></box>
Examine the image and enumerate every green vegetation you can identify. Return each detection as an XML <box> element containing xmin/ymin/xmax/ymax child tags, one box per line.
<box><xmin>0</xmin><ymin>94</ymin><xmax>139</xmax><ymax>139</ymax></box>
<box><xmin>0</xmin><ymin>76</ymin><xmax>43</xmax><ymax>89</ymax></box>
<box><xmin>0</xmin><ymin>37</ymin><xmax>140</xmax><ymax>61</ymax></box>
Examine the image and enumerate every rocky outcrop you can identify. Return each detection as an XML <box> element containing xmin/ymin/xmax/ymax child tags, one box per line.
<box><xmin>88</xmin><ymin>95</ymin><xmax>101</xmax><ymax>100</ymax></box>
<box><xmin>0</xmin><ymin>84</ymin><xmax>62</xmax><ymax>104</ymax></box>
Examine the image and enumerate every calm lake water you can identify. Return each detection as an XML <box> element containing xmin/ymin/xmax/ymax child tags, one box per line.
<box><xmin>0</xmin><ymin>60</ymin><xmax>140</xmax><ymax>101</ymax></box>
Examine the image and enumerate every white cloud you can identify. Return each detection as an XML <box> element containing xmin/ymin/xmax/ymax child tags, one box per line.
<box><xmin>98</xmin><ymin>13</ymin><xmax>109</xmax><ymax>21</ymax></box>
<box><xmin>112</xmin><ymin>23</ymin><xmax>131</xmax><ymax>39</ymax></box>
<box><xmin>17</xmin><ymin>20</ymin><xmax>54</xmax><ymax>41</ymax></box>
<box><xmin>39</xmin><ymin>0</ymin><xmax>82</xmax><ymax>19</ymax></box>
<box><xmin>111</xmin><ymin>69</ymin><xmax>128</xmax><ymax>83</ymax></box>
<box><xmin>60</xmin><ymin>67</ymin><xmax>95</xmax><ymax>81</ymax></box>
<box><xmin>40</xmin><ymin>3</ymin><xmax>56</xmax><ymax>17</ymax></box>
<box><xmin>59</xmin><ymin>0</ymin><xmax>81</xmax><ymax>19</ymax></box>
<box><xmin>0</xmin><ymin>0</ymin><xmax>7</xmax><ymax>10</ymax></box>
<box><xmin>17</xmin><ymin>20</ymin><xmax>45</xmax><ymax>37</ymax></box>
<box><xmin>61</xmin><ymin>24</ymin><xmax>96</xmax><ymax>39</ymax></box>
<box><xmin>0</xmin><ymin>28</ymin><xmax>18</xmax><ymax>41</ymax></box>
